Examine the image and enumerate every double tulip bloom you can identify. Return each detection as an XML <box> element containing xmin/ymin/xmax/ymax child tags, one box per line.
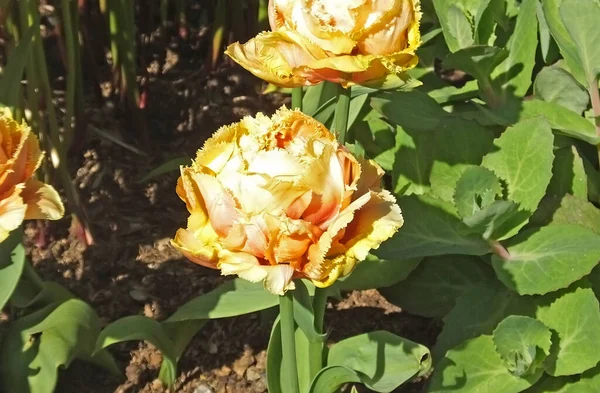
<box><xmin>0</xmin><ymin>112</ymin><xmax>64</xmax><ymax>242</ymax></box>
<box><xmin>172</xmin><ymin>109</ymin><xmax>402</xmax><ymax>295</ymax></box>
<box><xmin>226</xmin><ymin>0</ymin><xmax>421</xmax><ymax>87</ymax></box>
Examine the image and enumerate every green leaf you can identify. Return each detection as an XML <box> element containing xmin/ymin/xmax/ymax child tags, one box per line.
<box><xmin>308</xmin><ymin>366</ymin><xmax>362</xmax><ymax>393</ymax></box>
<box><xmin>429</xmin><ymin>335</ymin><xmax>543</xmax><ymax>393</ymax></box>
<box><xmin>0</xmin><ymin>23</ymin><xmax>37</xmax><ymax>108</ymax></box>
<box><xmin>10</xmin><ymin>281</ymin><xmax>74</xmax><ymax>310</ymax></box>
<box><xmin>370</xmin><ymin>90</ymin><xmax>449</xmax><ymax>131</ymax></box>
<box><xmin>536</xmin><ymin>1</ymin><xmax>560</xmax><ymax>64</ymax></box>
<box><xmin>333</xmin><ymin>254</ymin><xmax>422</xmax><ymax>292</ymax></box>
<box><xmin>138</xmin><ymin>156</ymin><xmax>191</xmax><ymax>183</ymax></box>
<box><xmin>165</xmin><ymin>278</ymin><xmax>278</xmax><ymax>323</ymax></box>
<box><xmin>559</xmin><ymin>0</ymin><xmax>600</xmax><ymax>84</ymax></box>
<box><xmin>380</xmin><ymin>255</ymin><xmax>495</xmax><ymax>318</ymax></box>
<box><xmin>433</xmin><ymin>281</ymin><xmax>535</xmax><ymax>361</ymax></box>
<box><xmin>328</xmin><ymin>331</ymin><xmax>431</xmax><ymax>392</ymax></box>
<box><xmin>1</xmin><ymin>300</ymin><xmax>118</xmax><ymax>393</ymax></box>
<box><xmin>375</xmin><ymin>195</ymin><xmax>490</xmax><ymax>260</ymax></box>
<box><xmin>392</xmin><ymin>117</ymin><xmax>495</xmax><ymax>200</ymax></box>
<box><xmin>158</xmin><ymin>320</ymin><xmax>206</xmax><ymax>385</ymax></box>
<box><xmin>537</xmin><ymin>287</ymin><xmax>600</xmax><ymax>376</ymax></box>
<box><xmin>0</xmin><ymin>230</ymin><xmax>25</xmax><ymax>311</ymax></box>
<box><xmin>534</xmin><ymin>66</ymin><xmax>589</xmax><ymax>113</ymax></box>
<box><xmin>443</xmin><ymin>45</ymin><xmax>509</xmax><ymax>83</ymax></box>
<box><xmin>563</xmin><ymin>364</ymin><xmax>600</xmax><ymax>393</ymax></box>
<box><xmin>482</xmin><ymin>117</ymin><xmax>555</xmax><ymax>213</ymax></box>
<box><xmin>462</xmin><ymin>200</ymin><xmax>525</xmax><ymax>240</ymax></box>
<box><xmin>547</xmin><ymin>195</ymin><xmax>600</xmax><ymax>235</ymax></box>
<box><xmin>492</xmin><ymin>0</ymin><xmax>538</xmax><ymax>96</ymax></box>
<box><xmin>292</xmin><ymin>280</ymin><xmax>326</xmax><ymax>342</ymax></box>
<box><xmin>454</xmin><ymin>166</ymin><xmax>502</xmax><ymax>219</ymax></box>
<box><xmin>541</xmin><ymin>0</ymin><xmax>586</xmax><ymax>84</ymax></box>
<box><xmin>266</xmin><ymin>318</ymin><xmax>286</xmax><ymax>393</ymax></box>
<box><xmin>583</xmin><ymin>156</ymin><xmax>600</xmax><ymax>203</ymax></box>
<box><xmin>302</xmin><ymin>82</ymin><xmax>338</xmax><ymax>117</ymax></box>
<box><xmin>523</xmin><ymin>375</ymin><xmax>574</xmax><ymax>393</ymax></box>
<box><xmin>492</xmin><ymin>316</ymin><xmax>552</xmax><ymax>376</ymax></box>
<box><xmin>519</xmin><ymin>100</ymin><xmax>600</xmax><ymax>145</ymax></box>
<box><xmin>492</xmin><ymin>224</ymin><xmax>600</xmax><ymax>295</ymax></box>
<box><xmin>447</xmin><ymin>5</ymin><xmax>475</xmax><ymax>50</ymax></box>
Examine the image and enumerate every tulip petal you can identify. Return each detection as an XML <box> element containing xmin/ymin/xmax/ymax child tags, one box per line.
<box><xmin>21</xmin><ymin>179</ymin><xmax>64</xmax><ymax>221</ymax></box>
<box><xmin>0</xmin><ymin>186</ymin><xmax>26</xmax><ymax>243</ymax></box>
<box><xmin>191</xmin><ymin>172</ymin><xmax>239</xmax><ymax>237</ymax></box>
<box><xmin>171</xmin><ymin>226</ymin><xmax>219</xmax><ymax>268</ymax></box>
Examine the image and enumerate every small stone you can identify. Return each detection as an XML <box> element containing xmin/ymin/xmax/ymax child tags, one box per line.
<box><xmin>149</xmin><ymin>352</ymin><xmax>162</xmax><ymax>368</ymax></box>
<box><xmin>129</xmin><ymin>289</ymin><xmax>149</xmax><ymax>302</ymax></box>
<box><xmin>245</xmin><ymin>366</ymin><xmax>263</xmax><ymax>381</ymax></box>
<box><xmin>232</xmin><ymin>349</ymin><xmax>254</xmax><ymax>378</ymax></box>
<box><xmin>251</xmin><ymin>379</ymin><xmax>268</xmax><ymax>393</ymax></box>
<box><xmin>151</xmin><ymin>378</ymin><xmax>163</xmax><ymax>391</ymax></box>
<box><xmin>208</xmin><ymin>342</ymin><xmax>218</xmax><ymax>354</ymax></box>
<box><xmin>194</xmin><ymin>382</ymin><xmax>215</xmax><ymax>393</ymax></box>
<box><xmin>214</xmin><ymin>365</ymin><xmax>231</xmax><ymax>377</ymax></box>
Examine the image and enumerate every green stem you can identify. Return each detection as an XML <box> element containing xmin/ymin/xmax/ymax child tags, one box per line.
<box><xmin>308</xmin><ymin>288</ymin><xmax>328</xmax><ymax>381</ymax></box>
<box><xmin>292</xmin><ymin>87</ymin><xmax>303</xmax><ymax>111</ymax></box>
<box><xmin>280</xmin><ymin>292</ymin><xmax>300</xmax><ymax>393</ymax></box>
<box><xmin>334</xmin><ymin>85</ymin><xmax>351</xmax><ymax>145</ymax></box>
<box><xmin>60</xmin><ymin>0</ymin><xmax>77</xmax><ymax>148</ymax></box>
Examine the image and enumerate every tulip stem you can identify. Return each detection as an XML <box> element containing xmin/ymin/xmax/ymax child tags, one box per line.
<box><xmin>335</xmin><ymin>85</ymin><xmax>352</xmax><ymax>145</ymax></box>
<box><xmin>292</xmin><ymin>87</ymin><xmax>303</xmax><ymax>111</ymax></box>
<box><xmin>308</xmin><ymin>287</ymin><xmax>328</xmax><ymax>381</ymax></box>
<box><xmin>280</xmin><ymin>291</ymin><xmax>300</xmax><ymax>393</ymax></box>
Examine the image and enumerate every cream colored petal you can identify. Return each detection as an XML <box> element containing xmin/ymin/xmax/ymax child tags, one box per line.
<box><xmin>342</xmin><ymin>190</ymin><xmax>403</xmax><ymax>261</ymax></box>
<box><xmin>171</xmin><ymin>225</ymin><xmax>220</xmax><ymax>268</ymax></box>
<box><xmin>0</xmin><ymin>186</ymin><xmax>26</xmax><ymax>243</ymax></box>
<box><xmin>262</xmin><ymin>264</ymin><xmax>296</xmax><ymax>295</ymax></box>
<box><xmin>357</xmin><ymin>0</ymin><xmax>414</xmax><ymax>55</ymax></box>
<box><xmin>21</xmin><ymin>179</ymin><xmax>64</xmax><ymax>221</ymax></box>
<box><xmin>191</xmin><ymin>172</ymin><xmax>239</xmax><ymax>237</ymax></box>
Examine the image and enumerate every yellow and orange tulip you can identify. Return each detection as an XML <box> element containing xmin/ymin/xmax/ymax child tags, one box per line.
<box><xmin>0</xmin><ymin>112</ymin><xmax>64</xmax><ymax>242</ymax></box>
<box><xmin>226</xmin><ymin>0</ymin><xmax>421</xmax><ymax>87</ymax></box>
<box><xmin>172</xmin><ymin>108</ymin><xmax>403</xmax><ymax>295</ymax></box>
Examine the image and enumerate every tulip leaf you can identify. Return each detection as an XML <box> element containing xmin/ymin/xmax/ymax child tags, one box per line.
<box><xmin>292</xmin><ymin>280</ymin><xmax>326</xmax><ymax>343</ymax></box>
<box><xmin>492</xmin><ymin>224</ymin><xmax>600</xmax><ymax>295</ymax></box>
<box><xmin>376</xmin><ymin>195</ymin><xmax>490</xmax><ymax>260</ymax></box>
<box><xmin>429</xmin><ymin>335</ymin><xmax>543</xmax><ymax>393</ymax></box>
<box><xmin>370</xmin><ymin>90</ymin><xmax>449</xmax><ymax>131</ymax></box>
<box><xmin>334</xmin><ymin>254</ymin><xmax>422</xmax><ymax>292</ymax></box>
<box><xmin>165</xmin><ymin>278</ymin><xmax>278</xmax><ymax>323</ymax></box>
<box><xmin>492</xmin><ymin>0</ymin><xmax>538</xmax><ymax>97</ymax></box>
<box><xmin>308</xmin><ymin>366</ymin><xmax>362</xmax><ymax>393</ymax></box>
<box><xmin>482</xmin><ymin>117</ymin><xmax>555</xmax><ymax>214</ymax></box>
<box><xmin>534</xmin><ymin>66</ymin><xmax>589</xmax><ymax>114</ymax></box>
<box><xmin>328</xmin><ymin>331</ymin><xmax>431</xmax><ymax>393</ymax></box>
<box><xmin>537</xmin><ymin>288</ymin><xmax>600</xmax><ymax>376</ymax></box>
<box><xmin>158</xmin><ymin>320</ymin><xmax>205</xmax><ymax>385</ymax></box>
<box><xmin>380</xmin><ymin>255</ymin><xmax>495</xmax><ymax>318</ymax></box>
<box><xmin>0</xmin><ymin>229</ymin><xmax>25</xmax><ymax>311</ymax></box>
<box><xmin>0</xmin><ymin>23</ymin><xmax>37</xmax><ymax>109</ymax></box>
<box><xmin>138</xmin><ymin>156</ymin><xmax>191</xmax><ymax>183</ymax></box>
<box><xmin>559</xmin><ymin>0</ymin><xmax>600</xmax><ymax>85</ymax></box>
<box><xmin>266</xmin><ymin>318</ymin><xmax>285</xmax><ymax>393</ymax></box>
<box><xmin>492</xmin><ymin>316</ymin><xmax>552</xmax><ymax>377</ymax></box>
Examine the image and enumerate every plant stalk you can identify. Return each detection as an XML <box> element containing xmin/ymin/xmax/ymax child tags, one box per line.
<box><xmin>279</xmin><ymin>291</ymin><xmax>300</xmax><ymax>393</ymax></box>
<box><xmin>292</xmin><ymin>87</ymin><xmax>303</xmax><ymax>110</ymax></box>
<box><xmin>334</xmin><ymin>85</ymin><xmax>351</xmax><ymax>145</ymax></box>
<box><xmin>308</xmin><ymin>288</ymin><xmax>328</xmax><ymax>381</ymax></box>
<box><xmin>588</xmin><ymin>77</ymin><xmax>600</xmax><ymax>167</ymax></box>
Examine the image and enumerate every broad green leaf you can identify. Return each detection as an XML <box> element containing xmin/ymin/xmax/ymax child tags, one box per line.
<box><xmin>302</xmin><ymin>82</ymin><xmax>338</xmax><ymax>117</ymax></box>
<box><xmin>158</xmin><ymin>320</ymin><xmax>206</xmax><ymax>385</ymax></box>
<box><xmin>333</xmin><ymin>254</ymin><xmax>422</xmax><ymax>292</ymax></box>
<box><xmin>10</xmin><ymin>281</ymin><xmax>74</xmax><ymax>310</ymax></box>
<box><xmin>582</xmin><ymin>156</ymin><xmax>600</xmax><ymax>203</ymax></box>
<box><xmin>548</xmin><ymin>195</ymin><xmax>600</xmax><ymax>235</ymax></box>
<box><xmin>347</xmin><ymin>93</ymin><xmax>369</xmax><ymax>131</ymax></box>
<box><xmin>492</xmin><ymin>316</ymin><xmax>552</xmax><ymax>376</ymax></box>
<box><xmin>308</xmin><ymin>366</ymin><xmax>361</xmax><ymax>393</ymax></box>
<box><xmin>462</xmin><ymin>200</ymin><xmax>525</xmax><ymax>240</ymax></box>
<box><xmin>518</xmin><ymin>100</ymin><xmax>600</xmax><ymax>145</ymax></box>
<box><xmin>482</xmin><ymin>117</ymin><xmax>555</xmax><ymax>213</ymax></box>
<box><xmin>443</xmin><ymin>45</ymin><xmax>509</xmax><ymax>83</ymax></box>
<box><xmin>563</xmin><ymin>364</ymin><xmax>600</xmax><ymax>393</ymax></box>
<box><xmin>0</xmin><ymin>230</ymin><xmax>25</xmax><ymax>311</ymax></box>
<box><xmin>492</xmin><ymin>0</ymin><xmax>538</xmax><ymax>96</ymax></box>
<box><xmin>454</xmin><ymin>166</ymin><xmax>502</xmax><ymax>219</ymax></box>
<box><xmin>165</xmin><ymin>278</ymin><xmax>278</xmax><ymax>322</ymax></box>
<box><xmin>447</xmin><ymin>5</ymin><xmax>475</xmax><ymax>50</ymax></box>
<box><xmin>138</xmin><ymin>156</ymin><xmax>191</xmax><ymax>183</ymax></box>
<box><xmin>354</xmin><ymin>112</ymin><xmax>396</xmax><ymax>171</ymax></box>
<box><xmin>523</xmin><ymin>375</ymin><xmax>574</xmax><ymax>393</ymax></box>
<box><xmin>429</xmin><ymin>335</ymin><xmax>543</xmax><ymax>393</ymax></box>
<box><xmin>434</xmin><ymin>282</ymin><xmax>535</xmax><ymax>361</ymax></box>
<box><xmin>370</xmin><ymin>90</ymin><xmax>449</xmax><ymax>131</ymax></box>
<box><xmin>376</xmin><ymin>195</ymin><xmax>490</xmax><ymax>260</ymax></box>
<box><xmin>541</xmin><ymin>0</ymin><xmax>586</xmax><ymax>84</ymax></box>
<box><xmin>536</xmin><ymin>1</ymin><xmax>560</xmax><ymax>64</ymax></box>
<box><xmin>328</xmin><ymin>331</ymin><xmax>431</xmax><ymax>392</ymax></box>
<box><xmin>292</xmin><ymin>280</ymin><xmax>326</xmax><ymax>342</ymax></box>
<box><xmin>266</xmin><ymin>318</ymin><xmax>284</xmax><ymax>393</ymax></box>
<box><xmin>534</xmin><ymin>67</ymin><xmax>589</xmax><ymax>113</ymax></box>
<box><xmin>559</xmin><ymin>0</ymin><xmax>600</xmax><ymax>84</ymax></box>
<box><xmin>392</xmin><ymin>117</ymin><xmax>494</xmax><ymax>200</ymax></box>
<box><xmin>492</xmin><ymin>224</ymin><xmax>600</xmax><ymax>295</ymax></box>
<box><xmin>380</xmin><ymin>255</ymin><xmax>495</xmax><ymax>318</ymax></box>
<box><xmin>537</xmin><ymin>288</ymin><xmax>600</xmax><ymax>376</ymax></box>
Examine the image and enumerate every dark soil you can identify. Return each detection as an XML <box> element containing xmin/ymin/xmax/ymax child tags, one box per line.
<box><xmin>20</xmin><ymin>17</ymin><xmax>440</xmax><ymax>393</ymax></box>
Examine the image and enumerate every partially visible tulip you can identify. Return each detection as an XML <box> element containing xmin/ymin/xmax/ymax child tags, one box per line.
<box><xmin>172</xmin><ymin>108</ymin><xmax>403</xmax><ymax>295</ymax></box>
<box><xmin>225</xmin><ymin>0</ymin><xmax>421</xmax><ymax>87</ymax></box>
<box><xmin>0</xmin><ymin>112</ymin><xmax>64</xmax><ymax>242</ymax></box>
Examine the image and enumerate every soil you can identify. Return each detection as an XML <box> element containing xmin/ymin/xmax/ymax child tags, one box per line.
<box><xmin>18</xmin><ymin>13</ymin><xmax>440</xmax><ymax>393</ymax></box>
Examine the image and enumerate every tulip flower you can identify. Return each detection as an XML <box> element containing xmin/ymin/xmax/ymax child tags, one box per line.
<box><xmin>225</xmin><ymin>0</ymin><xmax>421</xmax><ymax>87</ymax></box>
<box><xmin>0</xmin><ymin>112</ymin><xmax>65</xmax><ymax>242</ymax></box>
<box><xmin>172</xmin><ymin>108</ymin><xmax>403</xmax><ymax>295</ymax></box>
